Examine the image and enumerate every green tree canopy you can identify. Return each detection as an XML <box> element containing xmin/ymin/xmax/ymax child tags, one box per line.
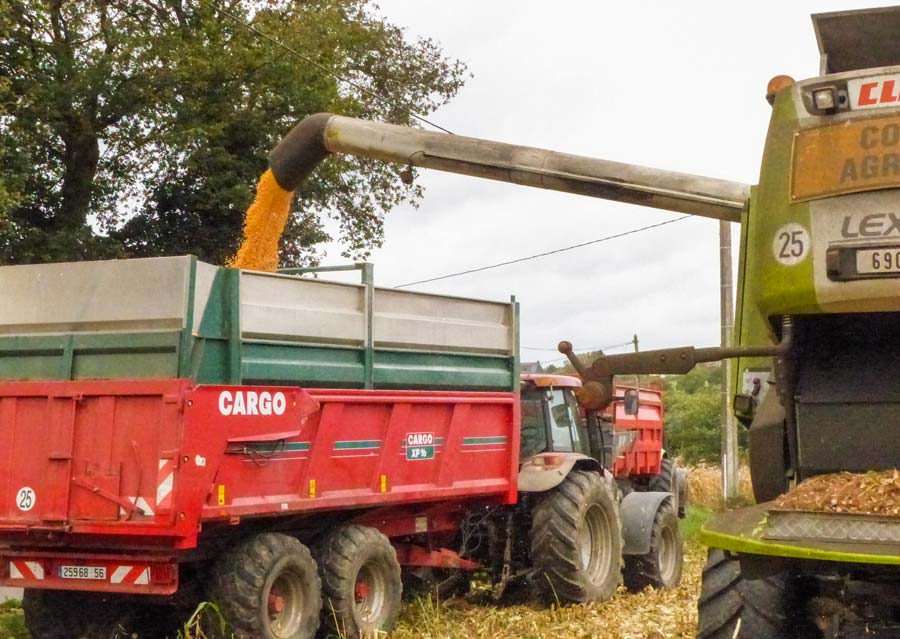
<box><xmin>0</xmin><ymin>0</ymin><xmax>467</xmax><ymax>265</ymax></box>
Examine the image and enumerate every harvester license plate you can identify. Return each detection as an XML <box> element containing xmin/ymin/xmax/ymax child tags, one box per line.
<box><xmin>856</xmin><ymin>247</ymin><xmax>900</xmax><ymax>274</ymax></box>
<box><xmin>59</xmin><ymin>565</ymin><xmax>107</xmax><ymax>580</ymax></box>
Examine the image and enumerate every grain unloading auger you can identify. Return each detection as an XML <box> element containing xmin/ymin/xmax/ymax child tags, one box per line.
<box><xmin>231</xmin><ymin>112</ymin><xmax>750</xmax><ymax>270</ymax></box>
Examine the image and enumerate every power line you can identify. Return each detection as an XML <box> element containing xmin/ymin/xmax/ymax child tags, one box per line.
<box><xmin>536</xmin><ymin>342</ymin><xmax>635</xmax><ymax>365</ymax></box>
<box><xmin>394</xmin><ymin>215</ymin><xmax>692</xmax><ymax>289</ymax></box>
<box><xmin>203</xmin><ymin>0</ymin><xmax>454</xmax><ymax>135</ymax></box>
<box><xmin>522</xmin><ymin>340</ymin><xmax>632</xmax><ymax>352</ymax></box>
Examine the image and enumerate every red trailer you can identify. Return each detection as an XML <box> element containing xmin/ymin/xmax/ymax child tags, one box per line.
<box><xmin>0</xmin><ymin>256</ymin><xmax>524</xmax><ymax>639</ymax></box>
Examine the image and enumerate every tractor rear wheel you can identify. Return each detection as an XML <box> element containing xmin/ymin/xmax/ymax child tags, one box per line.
<box><xmin>318</xmin><ymin>525</ymin><xmax>402</xmax><ymax>638</ymax></box>
<box><xmin>623</xmin><ymin>502</ymin><xmax>683</xmax><ymax>591</ymax></box>
<box><xmin>697</xmin><ymin>549</ymin><xmax>795</xmax><ymax>639</ymax></box>
<box><xmin>529</xmin><ymin>470</ymin><xmax>622</xmax><ymax>604</ymax></box>
<box><xmin>209</xmin><ymin>532</ymin><xmax>322</xmax><ymax>639</ymax></box>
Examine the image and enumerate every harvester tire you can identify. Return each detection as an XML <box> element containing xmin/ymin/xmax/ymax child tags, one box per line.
<box><xmin>623</xmin><ymin>502</ymin><xmax>683</xmax><ymax>591</ymax></box>
<box><xmin>697</xmin><ymin>549</ymin><xmax>793</xmax><ymax>639</ymax></box>
<box><xmin>209</xmin><ymin>532</ymin><xmax>322</xmax><ymax>639</ymax></box>
<box><xmin>318</xmin><ymin>524</ymin><xmax>402</xmax><ymax>638</ymax></box>
<box><xmin>529</xmin><ymin>470</ymin><xmax>622</xmax><ymax>604</ymax></box>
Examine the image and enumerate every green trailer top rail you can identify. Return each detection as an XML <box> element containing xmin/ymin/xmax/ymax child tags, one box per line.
<box><xmin>0</xmin><ymin>256</ymin><xmax>519</xmax><ymax>392</ymax></box>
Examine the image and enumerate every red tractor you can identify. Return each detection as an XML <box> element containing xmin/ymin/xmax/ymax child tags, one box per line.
<box><xmin>437</xmin><ymin>372</ymin><xmax>687</xmax><ymax>604</ymax></box>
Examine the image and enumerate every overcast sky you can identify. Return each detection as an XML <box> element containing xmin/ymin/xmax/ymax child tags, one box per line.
<box><xmin>320</xmin><ymin>1</ymin><xmax>890</xmax><ymax>364</ymax></box>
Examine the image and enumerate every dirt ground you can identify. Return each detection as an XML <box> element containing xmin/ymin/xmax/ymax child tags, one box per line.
<box><xmin>391</xmin><ymin>542</ymin><xmax>706</xmax><ymax>639</ymax></box>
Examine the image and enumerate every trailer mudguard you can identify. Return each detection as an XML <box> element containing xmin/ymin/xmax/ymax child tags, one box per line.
<box><xmin>621</xmin><ymin>491</ymin><xmax>673</xmax><ymax>555</ymax></box>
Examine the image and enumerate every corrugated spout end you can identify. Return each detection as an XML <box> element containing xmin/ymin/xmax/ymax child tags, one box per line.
<box><xmin>229</xmin><ymin>114</ymin><xmax>337</xmax><ymax>271</ymax></box>
<box><xmin>268</xmin><ymin>113</ymin><xmax>336</xmax><ymax>192</ymax></box>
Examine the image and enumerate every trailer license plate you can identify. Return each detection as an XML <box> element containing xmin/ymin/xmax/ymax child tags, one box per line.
<box><xmin>59</xmin><ymin>565</ymin><xmax>107</xmax><ymax>580</ymax></box>
<box><xmin>856</xmin><ymin>247</ymin><xmax>900</xmax><ymax>274</ymax></box>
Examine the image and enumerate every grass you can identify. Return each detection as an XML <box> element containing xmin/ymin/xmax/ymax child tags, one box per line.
<box><xmin>680</xmin><ymin>505</ymin><xmax>713</xmax><ymax>543</ymax></box>
<box><xmin>0</xmin><ymin>600</ymin><xmax>26</xmax><ymax>639</ymax></box>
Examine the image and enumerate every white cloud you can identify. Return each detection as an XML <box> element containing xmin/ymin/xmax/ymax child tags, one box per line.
<box><xmin>319</xmin><ymin>0</ymin><xmax>892</xmax><ymax>359</ymax></box>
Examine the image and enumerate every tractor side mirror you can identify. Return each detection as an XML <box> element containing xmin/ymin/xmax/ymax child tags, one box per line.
<box><xmin>623</xmin><ymin>389</ymin><xmax>640</xmax><ymax>415</ymax></box>
<box><xmin>733</xmin><ymin>393</ymin><xmax>755</xmax><ymax>427</ymax></box>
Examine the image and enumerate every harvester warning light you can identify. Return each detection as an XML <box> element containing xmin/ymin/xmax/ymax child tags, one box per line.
<box><xmin>406</xmin><ymin>432</ymin><xmax>435</xmax><ymax>460</ymax></box>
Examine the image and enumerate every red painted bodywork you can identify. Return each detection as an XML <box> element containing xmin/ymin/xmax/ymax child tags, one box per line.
<box><xmin>0</xmin><ymin>379</ymin><xmax>518</xmax><ymax>593</ymax></box>
<box><xmin>606</xmin><ymin>385</ymin><xmax>664</xmax><ymax>477</ymax></box>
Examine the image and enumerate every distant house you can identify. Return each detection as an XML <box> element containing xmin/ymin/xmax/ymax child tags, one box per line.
<box><xmin>521</xmin><ymin>361</ymin><xmax>544</xmax><ymax>374</ymax></box>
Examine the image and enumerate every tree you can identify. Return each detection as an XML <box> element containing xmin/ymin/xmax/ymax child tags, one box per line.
<box><xmin>0</xmin><ymin>0</ymin><xmax>467</xmax><ymax>265</ymax></box>
<box><xmin>663</xmin><ymin>364</ymin><xmax>747</xmax><ymax>464</ymax></box>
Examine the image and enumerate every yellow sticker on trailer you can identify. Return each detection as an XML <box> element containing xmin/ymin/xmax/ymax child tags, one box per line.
<box><xmin>792</xmin><ymin>115</ymin><xmax>900</xmax><ymax>201</ymax></box>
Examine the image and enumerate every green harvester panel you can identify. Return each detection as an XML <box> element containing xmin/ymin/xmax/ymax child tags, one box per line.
<box><xmin>0</xmin><ymin>256</ymin><xmax>519</xmax><ymax>391</ymax></box>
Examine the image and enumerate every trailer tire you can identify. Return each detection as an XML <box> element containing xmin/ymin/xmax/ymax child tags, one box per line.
<box><xmin>318</xmin><ymin>525</ymin><xmax>402</xmax><ymax>638</ymax></box>
<box><xmin>697</xmin><ymin>549</ymin><xmax>794</xmax><ymax>639</ymax></box>
<box><xmin>649</xmin><ymin>458</ymin><xmax>675</xmax><ymax>494</ymax></box>
<box><xmin>209</xmin><ymin>532</ymin><xmax>322</xmax><ymax>639</ymax></box>
<box><xmin>529</xmin><ymin>470</ymin><xmax>622</xmax><ymax>604</ymax></box>
<box><xmin>623</xmin><ymin>503</ymin><xmax>683</xmax><ymax>591</ymax></box>
<box><xmin>675</xmin><ymin>467</ymin><xmax>689</xmax><ymax>518</ymax></box>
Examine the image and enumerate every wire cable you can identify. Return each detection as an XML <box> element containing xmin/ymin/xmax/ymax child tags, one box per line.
<box><xmin>522</xmin><ymin>340</ymin><xmax>632</xmax><ymax>352</ymax></box>
<box><xmin>203</xmin><ymin>0</ymin><xmax>455</xmax><ymax>134</ymax></box>
<box><xmin>394</xmin><ymin>215</ymin><xmax>691</xmax><ymax>289</ymax></box>
<box><xmin>536</xmin><ymin>342</ymin><xmax>635</xmax><ymax>365</ymax></box>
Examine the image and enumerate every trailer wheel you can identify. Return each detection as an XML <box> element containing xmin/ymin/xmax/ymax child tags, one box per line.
<box><xmin>697</xmin><ymin>549</ymin><xmax>795</xmax><ymax>639</ymax></box>
<box><xmin>319</xmin><ymin>525</ymin><xmax>402</xmax><ymax>638</ymax></box>
<box><xmin>623</xmin><ymin>503</ymin><xmax>683</xmax><ymax>591</ymax></box>
<box><xmin>210</xmin><ymin>532</ymin><xmax>322</xmax><ymax>639</ymax></box>
<box><xmin>675</xmin><ymin>467</ymin><xmax>689</xmax><ymax>518</ymax></box>
<box><xmin>529</xmin><ymin>470</ymin><xmax>622</xmax><ymax>604</ymax></box>
<box><xmin>649</xmin><ymin>458</ymin><xmax>675</xmax><ymax>494</ymax></box>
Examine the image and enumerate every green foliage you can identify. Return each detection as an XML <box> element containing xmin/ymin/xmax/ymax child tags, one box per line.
<box><xmin>547</xmin><ymin>353</ymin><xmax>740</xmax><ymax>464</ymax></box>
<box><xmin>0</xmin><ymin>602</ymin><xmax>26</xmax><ymax>639</ymax></box>
<box><xmin>0</xmin><ymin>0</ymin><xmax>467</xmax><ymax>265</ymax></box>
<box><xmin>679</xmin><ymin>504</ymin><xmax>713</xmax><ymax>542</ymax></box>
<box><xmin>663</xmin><ymin>364</ymin><xmax>746</xmax><ymax>464</ymax></box>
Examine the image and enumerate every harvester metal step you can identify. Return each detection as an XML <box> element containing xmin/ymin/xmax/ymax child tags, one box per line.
<box><xmin>766</xmin><ymin>509</ymin><xmax>900</xmax><ymax>545</ymax></box>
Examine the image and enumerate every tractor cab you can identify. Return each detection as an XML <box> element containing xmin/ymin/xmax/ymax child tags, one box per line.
<box><xmin>519</xmin><ymin>374</ymin><xmax>590</xmax><ymax>459</ymax></box>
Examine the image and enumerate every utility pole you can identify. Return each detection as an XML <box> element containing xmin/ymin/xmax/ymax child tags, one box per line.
<box><xmin>719</xmin><ymin>221</ymin><xmax>738</xmax><ymax>501</ymax></box>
